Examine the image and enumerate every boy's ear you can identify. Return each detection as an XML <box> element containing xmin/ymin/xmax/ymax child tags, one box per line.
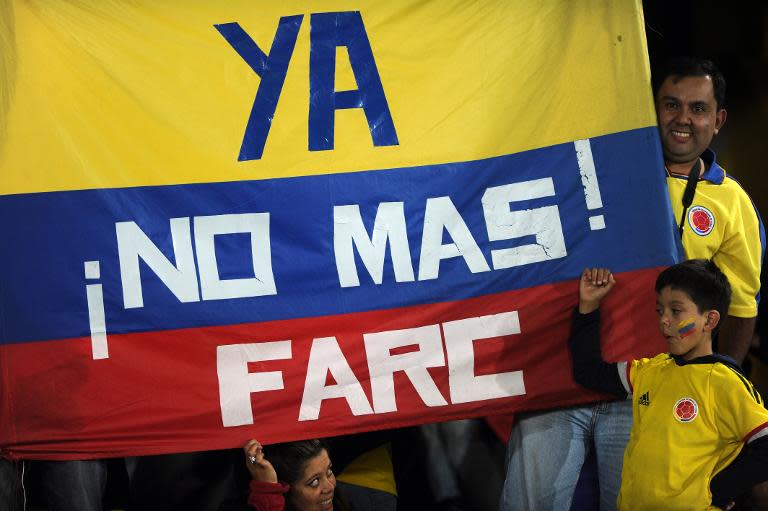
<box><xmin>703</xmin><ymin>310</ymin><xmax>721</xmax><ymax>332</ymax></box>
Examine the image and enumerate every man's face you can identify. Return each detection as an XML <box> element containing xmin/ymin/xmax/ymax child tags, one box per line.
<box><xmin>655</xmin><ymin>75</ymin><xmax>727</xmax><ymax>169</ymax></box>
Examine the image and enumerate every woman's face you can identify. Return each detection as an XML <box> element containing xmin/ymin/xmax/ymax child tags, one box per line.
<box><xmin>287</xmin><ymin>449</ymin><xmax>335</xmax><ymax>511</ymax></box>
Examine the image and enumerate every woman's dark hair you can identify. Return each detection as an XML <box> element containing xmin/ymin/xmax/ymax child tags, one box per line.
<box><xmin>263</xmin><ymin>439</ymin><xmax>328</xmax><ymax>485</ymax></box>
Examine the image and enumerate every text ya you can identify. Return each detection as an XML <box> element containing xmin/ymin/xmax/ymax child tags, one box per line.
<box><xmin>215</xmin><ymin>11</ymin><xmax>398</xmax><ymax>161</ymax></box>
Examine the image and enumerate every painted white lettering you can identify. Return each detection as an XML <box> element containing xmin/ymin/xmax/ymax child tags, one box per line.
<box><xmin>334</xmin><ymin>203</ymin><xmax>415</xmax><ymax>287</ymax></box>
<box><xmin>482</xmin><ymin>178</ymin><xmax>567</xmax><ymax>269</ymax></box>
<box><xmin>364</xmin><ymin>324</ymin><xmax>448</xmax><ymax>413</ymax></box>
<box><xmin>443</xmin><ymin>312</ymin><xmax>526</xmax><ymax>403</ymax></box>
<box><xmin>418</xmin><ymin>197</ymin><xmax>490</xmax><ymax>281</ymax></box>
<box><xmin>116</xmin><ymin>218</ymin><xmax>199</xmax><ymax>309</ymax></box>
<box><xmin>217</xmin><ymin>341</ymin><xmax>291</xmax><ymax>427</ymax></box>
<box><xmin>299</xmin><ymin>337</ymin><xmax>374</xmax><ymax>421</ymax></box>
<box><xmin>194</xmin><ymin>213</ymin><xmax>276</xmax><ymax>300</ymax></box>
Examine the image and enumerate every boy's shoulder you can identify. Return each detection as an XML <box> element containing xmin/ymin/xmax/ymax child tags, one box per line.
<box><xmin>693</xmin><ymin>356</ymin><xmax>764</xmax><ymax>408</ymax></box>
<box><xmin>631</xmin><ymin>352</ymin><xmax>674</xmax><ymax>370</ymax></box>
<box><xmin>683</xmin><ymin>354</ymin><xmax>747</xmax><ymax>384</ymax></box>
<box><xmin>704</xmin><ymin>353</ymin><xmax>743</xmax><ymax>373</ymax></box>
<box><xmin>627</xmin><ymin>354</ymin><xmax>674</xmax><ymax>388</ymax></box>
<box><xmin>633</xmin><ymin>353</ymin><xmax>742</xmax><ymax>370</ymax></box>
<box><xmin>707</xmin><ymin>357</ymin><xmax>757</xmax><ymax>394</ymax></box>
<box><xmin>631</xmin><ymin>354</ymin><xmax>747</xmax><ymax>384</ymax></box>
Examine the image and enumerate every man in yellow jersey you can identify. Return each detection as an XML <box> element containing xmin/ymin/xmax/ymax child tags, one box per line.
<box><xmin>500</xmin><ymin>58</ymin><xmax>765</xmax><ymax>510</ymax></box>
<box><xmin>571</xmin><ymin>262</ymin><xmax>768</xmax><ymax>509</ymax></box>
<box><xmin>656</xmin><ymin>57</ymin><xmax>763</xmax><ymax>364</ymax></box>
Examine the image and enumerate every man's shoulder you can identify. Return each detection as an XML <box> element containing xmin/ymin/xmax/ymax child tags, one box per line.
<box><xmin>709</xmin><ymin>158</ymin><xmax>755</xmax><ymax>199</ymax></box>
<box><xmin>718</xmin><ymin>170</ymin><xmax>753</xmax><ymax>196</ymax></box>
<box><xmin>699</xmin><ymin>166</ymin><xmax>760</xmax><ymax>225</ymax></box>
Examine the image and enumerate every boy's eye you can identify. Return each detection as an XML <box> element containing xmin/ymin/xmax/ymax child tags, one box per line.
<box><xmin>655</xmin><ymin>307</ymin><xmax>663</xmax><ymax>316</ymax></box>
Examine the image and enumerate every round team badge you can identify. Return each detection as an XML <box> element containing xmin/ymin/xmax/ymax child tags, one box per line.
<box><xmin>673</xmin><ymin>397</ymin><xmax>699</xmax><ymax>422</ymax></box>
<box><xmin>687</xmin><ymin>206</ymin><xmax>715</xmax><ymax>236</ymax></box>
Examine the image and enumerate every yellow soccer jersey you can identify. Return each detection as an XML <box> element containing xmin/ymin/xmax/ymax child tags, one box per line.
<box><xmin>667</xmin><ymin>149</ymin><xmax>764</xmax><ymax>318</ymax></box>
<box><xmin>615</xmin><ymin>354</ymin><xmax>768</xmax><ymax>510</ymax></box>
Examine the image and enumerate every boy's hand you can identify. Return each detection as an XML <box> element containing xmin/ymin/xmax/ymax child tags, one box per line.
<box><xmin>578</xmin><ymin>268</ymin><xmax>615</xmax><ymax>314</ymax></box>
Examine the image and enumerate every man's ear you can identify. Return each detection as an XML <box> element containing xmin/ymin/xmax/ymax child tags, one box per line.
<box><xmin>714</xmin><ymin>108</ymin><xmax>727</xmax><ymax>135</ymax></box>
<box><xmin>704</xmin><ymin>310</ymin><xmax>721</xmax><ymax>332</ymax></box>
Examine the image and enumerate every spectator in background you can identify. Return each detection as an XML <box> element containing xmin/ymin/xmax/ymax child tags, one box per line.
<box><xmin>242</xmin><ymin>432</ymin><xmax>400</xmax><ymax>511</ymax></box>
<box><xmin>0</xmin><ymin>459</ymin><xmax>24</xmax><ymax>511</ymax></box>
<box><xmin>420</xmin><ymin>419</ymin><xmax>504</xmax><ymax>511</ymax></box>
<box><xmin>244</xmin><ymin>438</ymin><xmax>348</xmax><ymax>511</ymax></box>
<box><xmin>38</xmin><ymin>460</ymin><xmax>109</xmax><ymax>511</ymax></box>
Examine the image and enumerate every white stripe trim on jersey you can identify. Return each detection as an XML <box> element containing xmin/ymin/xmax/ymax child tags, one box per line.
<box><xmin>617</xmin><ymin>361</ymin><xmax>631</xmax><ymax>395</ymax></box>
<box><xmin>747</xmin><ymin>423</ymin><xmax>768</xmax><ymax>444</ymax></box>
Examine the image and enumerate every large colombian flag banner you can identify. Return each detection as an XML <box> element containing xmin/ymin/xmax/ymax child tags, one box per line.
<box><xmin>0</xmin><ymin>1</ymin><xmax>680</xmax><ymax>459</ymax></box>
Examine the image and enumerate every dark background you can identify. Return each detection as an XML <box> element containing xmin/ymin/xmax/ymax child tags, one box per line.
<box><xmin>643</xmin><ymin>0</ymin><xmax>768</xmax><ymax>215</ymax></box>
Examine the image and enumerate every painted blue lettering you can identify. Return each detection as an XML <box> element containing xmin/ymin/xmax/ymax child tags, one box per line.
<box><xmin>215</xmin><ymin>17</ymin><xmax>303</xmax><ymax>161</ymax></box>
<box><xmin>309</xmin><ymin>12</ymin><xmax>399</xmax><ymax>151</ymax></box>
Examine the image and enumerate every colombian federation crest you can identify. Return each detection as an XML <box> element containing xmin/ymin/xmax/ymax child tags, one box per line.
<box><xmin>673</xmin><ymin>397</ymin><xmax>699</xmax><ymax>422</ymax></box>
<box><xmin>687</xmin><ymin>206</ymin><xmax>715</xmax><ymax>236</ymax></box>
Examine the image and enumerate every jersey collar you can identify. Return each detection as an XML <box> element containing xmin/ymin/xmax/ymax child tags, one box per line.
<box><xmin>665</xmin><ymin>148</ymin><xmax>725</xmax><ymax>185</ymax></box>
<box><xmin>699</xmin><ymin>148</ymin><xmax>725</xmax><ymax>185</ymax></box>
<box><xmin>671</xmin><ymin>352</ymin><xmax>744</xmax><ymax>374</ymax></box>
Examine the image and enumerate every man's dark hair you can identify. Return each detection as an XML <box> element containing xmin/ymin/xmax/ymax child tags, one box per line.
<box><xmin>652</xmin><ymin>56</ymin><xmax>727</xmax><ymax>109</ymax></box>
<box><xmin>263</xmin><ymin>439</ymin><xmax>328</xmax><ymax>485</ymax></box>
<box><xmin>655</xmin><ymin>259</ymin><xmax>731</xmax><ymax>333</ymax></box>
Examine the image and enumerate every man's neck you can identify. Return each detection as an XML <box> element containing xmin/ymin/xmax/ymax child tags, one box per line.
<box><xmin>665</xmin><ymin>157</ymin><xmax>704</xmax><ymax>178</ymax></box>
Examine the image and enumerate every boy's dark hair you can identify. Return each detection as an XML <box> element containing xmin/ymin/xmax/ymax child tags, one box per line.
<box><xmin>652</xmin><ymin>56</ymin><xmax>727</xmax><ymax>109</ymax></box>
<box><xmin>655</xmin><ymin>259</ymin><xmax>731</xmax><ymax>333</ymax></box>
<box><xmin>263</xmin><ymin>439</ymin><xmax>328</xmax><ymax>485</ymax></box>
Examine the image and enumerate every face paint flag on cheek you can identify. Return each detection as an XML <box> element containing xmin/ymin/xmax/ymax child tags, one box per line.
<box><xmin>677</xmin><ymin>318</ymin><xmax>697</xmax><ymax>338</ymax></box>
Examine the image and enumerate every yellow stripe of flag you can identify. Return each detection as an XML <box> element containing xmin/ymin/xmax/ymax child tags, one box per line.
<box><xmin>0</xmin><ymin>0</ymin><xmax>654</xmax><ymax>195</ymax></box>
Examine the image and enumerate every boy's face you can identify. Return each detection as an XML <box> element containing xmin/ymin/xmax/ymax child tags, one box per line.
<box><xmin>656</xmin><ymin>286</ymin><xmax>717</xmax><ymax>360</ymax></box>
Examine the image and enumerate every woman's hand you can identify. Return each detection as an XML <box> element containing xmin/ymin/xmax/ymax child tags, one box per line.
<box><xmin>244</xmin><ymin>439</ymin><xmax>278</xmax><ymax>483</ymax></box>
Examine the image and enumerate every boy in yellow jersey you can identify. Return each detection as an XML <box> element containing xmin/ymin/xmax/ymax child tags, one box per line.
<box><xmin>570</xmin><ymin>260</ymin><xmax>768</xmax><ymax>510</ymax></box>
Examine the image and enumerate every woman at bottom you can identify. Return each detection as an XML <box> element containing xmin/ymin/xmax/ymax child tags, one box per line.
<box><xmin>244</xmin><ymin>439</ymin><xmax>351</xmax><ymax>511</ymax></box>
